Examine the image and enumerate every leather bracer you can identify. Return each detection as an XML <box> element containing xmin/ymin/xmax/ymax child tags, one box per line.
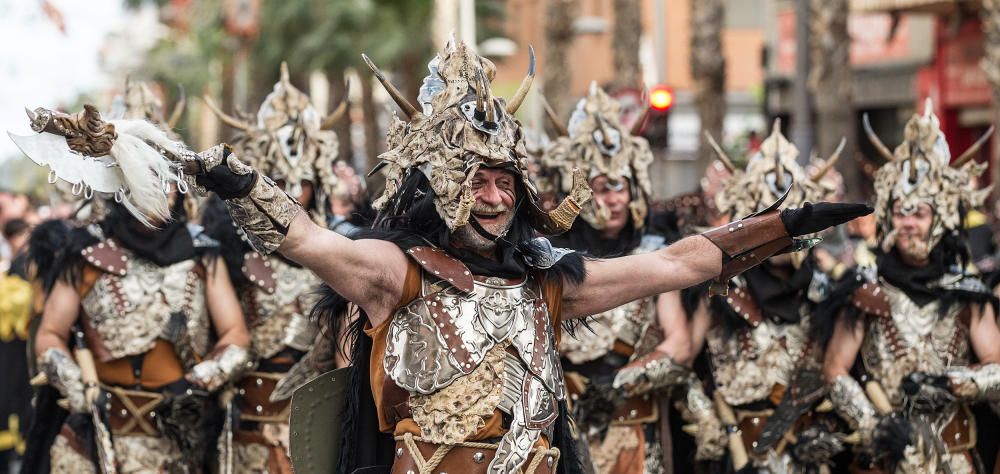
<box><xmin>701</xmin><ymin>209</ymin><xmax>792</xmax><ymax>296</ymax></box>
<box><xmin>195</xmin><ymin>145</ymin><xmax>301</xmax><ymax>255</ymax></box>
<box><xmin>612</xmin><ymin>350</ymin><xmax>690</xmax><ymax>396</ymax></box>
<box><xmin>829</xmin><ymin>375</ymin><xmax>878</xmax><ymax>446</ymax></box>
<box><xmin>39</xmin><ymin>348</ymin><xmax>88</xmax><ymax>413</ymax></box>
<box><xmin>947</xmin><ymin>363</ymin><xmax>1000</xmax><ymax>402</ymax></box>
<box><xmin>188</xmin><ymin>344</ymin><xmax>253</xmax><ymax>391</ymax></box>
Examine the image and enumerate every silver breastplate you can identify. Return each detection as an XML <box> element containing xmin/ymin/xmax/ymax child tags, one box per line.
<box><xmin>384</xmin><ymin>266</ymin><xmax>564</xmax><ymax>473</ymax></box>
<box><xmin>861</xmin><ymin>283</ymin><xmax>968</xmax><ymax>405</ymax></box>
<box><xmin>707</xmin><ymin>317</ymin><xmax>811</xmax><ymax>406</ymax></box>
<box><xmin>81</xmin><ymin>243</ymin><xmax>209</xmax><ymax>368</ymax></box>
<box><xmin>242</xmin><ymin>254</ymin><xmax>320</xmax><ymax>359</ymax></box>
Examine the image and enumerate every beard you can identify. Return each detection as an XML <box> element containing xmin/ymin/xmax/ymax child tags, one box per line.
<box><xmin>894</xmin><ymin>230</ymin><xmax>932</xmax><ymax>262</ymax></box>
<box><xmin>451</xmin><ymin>203</ymin><xmax>515</xmax><ymax>254</ymax></box>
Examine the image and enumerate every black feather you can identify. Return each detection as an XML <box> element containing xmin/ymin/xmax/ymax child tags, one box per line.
<box><xmin>199</xmin><ymin>195</ymin><xmax>251</xmax><ymax>286</ymax></box>
<box><xmin>27</xmin><ymin>220</ymin><xmax>98</xmax><ymax>294</ymax></box>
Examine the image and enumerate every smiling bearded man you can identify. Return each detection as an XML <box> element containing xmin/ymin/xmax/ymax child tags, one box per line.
<box><xmin>822</xmin><ymin>99</ymin><xmax>1000</xmax><ymax>473</ymax></box>
<box><xmin>11</xmin><ymin>40</ymin><xmax>871</xmax><ymax>474</ymax></box>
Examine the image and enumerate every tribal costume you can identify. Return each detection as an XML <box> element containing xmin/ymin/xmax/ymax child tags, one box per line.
<box><xmin>25</xmin><ymin>205</ymin><xmax>251</xmax><ymax>474</ymax></box>
<box><xmin>685</xmin><ymin>121</ymin><xmax>849</xmax><ymax>472</ymax></box>
<box><xmin>203</xmin><ymin>63</ymin><xmax>351</xmax><ymax>473</ymax></box>
<box><xmin>8</xmin><ymin>39</ymin><xmax>871</xmax><ymax>474</ymax></box>
<box><xmin>822</xmin><ymin>99</ymin><xmax>999</xmax><ymax>474</ymax></box>
<box><xmin>539</xmin><ymin>83</ymin><xmax>680</xmax><ymax>474</ymax></box>
<box><xmin>12</xmin><ymin>99</ymin><xmax>251</xmax><ymax>474</ymax></box>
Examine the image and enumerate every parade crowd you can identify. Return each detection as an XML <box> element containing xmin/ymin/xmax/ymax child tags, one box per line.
<box><xmin>1</xmin><ymin>39</ymin><xmax>999</xmax><ymax>474</ymax></box>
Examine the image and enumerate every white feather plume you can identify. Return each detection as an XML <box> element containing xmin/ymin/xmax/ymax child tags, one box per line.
<box><xmin>107</xmin><ymin>119</ymin><xmax>186</xmax><ymax>227</ymax></box>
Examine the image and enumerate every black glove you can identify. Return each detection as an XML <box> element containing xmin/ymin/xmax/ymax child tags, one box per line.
<box><xmin>901</xmin><ymin>371</ymin><xmax>955</xmax><ymax>413</ymax></box>
<box><xmin>194</xmin><ymin>147</ymin><xmax>257</xmax><ymax>200</ymax></box>
<box><xmin>791</xmin><ymin>426</ymin><xmax>846</xmax><ymax>466</ymax></box>
<box><xmin>872</xmin><ymin>414</ymin><xmax>914</xmax><ymax>467</ymax></box>
<box><xmin>779</xmin><ymin>202</ymin><xmax>874</xmax><ymax>237</ymax></box>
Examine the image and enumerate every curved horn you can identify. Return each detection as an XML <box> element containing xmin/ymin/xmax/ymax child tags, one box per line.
<box><xmin>862</xmin><ymin>113</ymin><xmax>894</xmax><ymax>161</ymax></box>
<box><xmin>630</xmin><ymin>88</ymin><xmax>650</xmax><ymax>136</ymax></box>
<box><xmin>703</xmin><ymin>131</ymin><xmax>737</xmax><ymax>173</ymax></box>
<box><xmin>506</xmin><ymin>45</ymin><xmax>535</xmax><ymax>115</ymax></box>
<box><xmin>540</xmin><ymin>95</ymin><xmax>568</xmax><ymax>137</ymax></box>
<box><xmin>167</xmin><ymin>84</ymin><xmax>186</xmax><ymax>129</ymax></box>
<box><xmin>321</xmin><ymin>77</ymin><xmax>350</xmax><ymax>130</ymax></box>
<box><xmin>811</xmin><ymin>137</ymin><xmax>846</xmax><ymax>182</ymax></box>
<box><xmin>361</xmin><ymin>54</ymin><xmax>419</xmax><ymax>119</ymax></box>
<box><xmin>280</xmin><ymin>61</ymin><xmax>291</xmax><ymax>85</ymax></box>
<box><xmin>951</xmin><ymin>125</ymin><xmax>995</xmax><ymax>168</ymax></box>
<box><xmin>481</xmin><ymin>68</ymin><xmax>496</xmax><ymax>123</ymax></box>
<box><xmin>474</xmin><ymin>69</ymin><xmax>486</xmax><ymax>121</ymax></box>
<box><xmin>202</xmin><ymin>94</ymin><xmax>251</xmax><ymax>131</ymax></box>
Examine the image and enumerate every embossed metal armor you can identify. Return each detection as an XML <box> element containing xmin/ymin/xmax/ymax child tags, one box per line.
<box><xmin>79</xmin><ymin>238</ymin><xmax>211</xmax><ymax>368</ymax></box>
<box><xmin>559</xmin><ymin>235</ymin><xmax>665</xmax><ymax>365</ymax></box>
<box><xmin>840</xmin><ymin>275</ymin><xmax>981</xmax><ymax>473</ymax></box>
<box><xmin>705</xmin><ymin>278</ymin><xmax>814</xmax><ymax>407</ymax></box>
<box><xmin>239</xmin><ymin>252</ymin><xmax>320</xmax><ymax>359</ymax></box>
<box><xmin>383</xmin><ymin>247</ymin><xmax>564</xmax><ymax>474</ymax></box>
<box><xmin>860</xmin><ymin>283</ymin><xmax>968</xmax><ymax>406</ymax></box>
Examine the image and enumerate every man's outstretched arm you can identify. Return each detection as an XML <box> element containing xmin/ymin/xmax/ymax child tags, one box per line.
<box><xmin>561</xmin><ymin>234</ymin><xmax>721</xmax><ymax>319</ymax></box>
<box><xmin>561</xmin><ymin>202</ymin><xmax>872</xmax><ymax>319</ymax></box>
<box><xmin>193</xmin><ymin>145</ymin><xmax>409</xmax><ymax>325</ymax></box>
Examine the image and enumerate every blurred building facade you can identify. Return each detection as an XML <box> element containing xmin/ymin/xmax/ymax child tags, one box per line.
<box><xmin>488</xmin><ymin>0</ymin><xmax>771</xmax><ymax>199</ymax></box>
<box><xmin>765</xmin><ymin>0</ymin><xmax>997</xmax><ymax>195</ymax></box>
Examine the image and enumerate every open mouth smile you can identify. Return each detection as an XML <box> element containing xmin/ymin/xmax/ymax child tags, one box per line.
<box><xmin>473</xmin><ymin>211</ymin><xmax>502</xmax><ymax>222</ymax></box>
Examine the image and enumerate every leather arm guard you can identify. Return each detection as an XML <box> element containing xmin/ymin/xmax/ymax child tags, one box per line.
<box><xmin>39</xmin><ymin>348</ymin><xmax>89</xmax><ymax>414</ymax></box>
<box><xmin>829</xmin><ymin>375</ymin><xmax>879</xmax><ymax>446</ymax></box>
<box><xmin>188</xmin><ymin>344</ymin><xmax>253</xmax><ymax>392</ymax></box>
<box><xmin>701</xmin><ymin>209</ymin><xmax>794</xmax><ymax>296</ymax></box>
<box><xmin>680</xmin><ymin>377</ymin><xmax>726</xmax><ymax>461</ymax></box>
<box><xmin>612</xmin><ymin>350</ymin><xmax>689</xmax><ymax>396</ymax></box>
<box><xmin>193</xmin><ymin>145</ymin><xmax>301</xmax><ymax>255</ymax></box>
<box><xmin>946</xmin><ymin>363</ymin><xmax>1000</xmax><ymax>401</ymax></box>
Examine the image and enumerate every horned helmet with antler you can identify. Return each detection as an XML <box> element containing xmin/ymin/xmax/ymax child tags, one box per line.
<box><xmin>539</xmin><ymin>82</ymin><xmax>653</xmax><ymax>230</ymax></box>
<box><xmin>708</xmin><ymin>119</ymin><xmax>844</xmax><ymax>220</ymax></box>
<box><xmin>366</xmin><ymin>39</ymin><xmax>589</xmax><ymax>235</ymax></box>
<box><xmin>863</xmin><ymin>98</ymin><xmax>993</xmax><ymax>256</ymax></box>
<box><xmin>204</xmin><ymin>62</ymin><xmax>348</xmax><ymax>223</ymax></box>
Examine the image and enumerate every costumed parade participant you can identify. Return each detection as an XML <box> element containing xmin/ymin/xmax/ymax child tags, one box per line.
<box><xmin>822</xmin><ymin>99</ymin><xmax>1000</xmax><ymax>473</ymax></box>
<box><xmin>12</xmin><ymin>103</ymin><xmax>252</xmax><ymax>474</ymax></box>
<box><xmin>201</xmin><ymin>61</ymin><xmax>350</xmax><ymax>473</ymax></box>
<box><xmin>8</xmin><ymin>40</ymin><xmax>871</xmax><ymax>474</ymax></box>
<box><xmin>683</xmin><ymin>121</ymin><xmax>850</xmax><ymax>472</ymax></box>
<box><xmin>538</xmin><ymin>82</ymin><xmax>692</xmax><ymax>473</ymax></box>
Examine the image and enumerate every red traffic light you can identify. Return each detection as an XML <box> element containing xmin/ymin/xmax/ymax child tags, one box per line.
<box><xmin>649</xmin><ymin>85</ymin><xmax>674</xmax><ymax>111</ymax></box>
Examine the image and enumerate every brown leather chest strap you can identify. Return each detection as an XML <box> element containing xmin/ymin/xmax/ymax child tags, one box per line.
<box><xmin>849</xmin><ymin>282</ymin><xmax>891</xmax><ymax>318</ymax></box>
<box><xmin>405</xmin><ymin>246</ymin><xmax>474</xmax><ymax>293</ymax></box>
<box><xmin>382</xmin><ymin>375</ymin><xmax>412</xmax><ymax>427</ymax></box>
<box><xmin>724</xmin><ymin>285</ymin><xmax>763</xmax><ymax>327</ymax></box>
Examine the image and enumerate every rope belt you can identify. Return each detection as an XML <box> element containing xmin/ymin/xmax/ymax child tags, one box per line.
<box><xmin>393</xmin><ymin>432</ymin><xmax>561</xmax><ymax>474</ymax></box>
